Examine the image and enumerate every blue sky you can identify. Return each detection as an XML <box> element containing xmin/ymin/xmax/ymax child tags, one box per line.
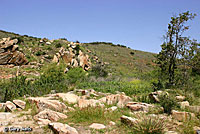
<box><xmin>0</xmin><ymin>0</ymin><xmax>199</xmax><ymax>53</ymax></box>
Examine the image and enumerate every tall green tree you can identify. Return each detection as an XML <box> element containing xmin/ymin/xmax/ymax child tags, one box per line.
<box><xmin>156</xmin><ymin>11</ymin><xmax>196</xmax><ymax>87</ymax></box>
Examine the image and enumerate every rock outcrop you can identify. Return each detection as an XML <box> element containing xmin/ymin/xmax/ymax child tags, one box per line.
<box><xmin>52</xmin><ymin>42</ymin><xmax>91</xmax><ymax>71</ymax></box>
<box><xmin>0</xmin><ymin>37</ymin><xmax>28</xmax><ymax>65</ymax></box>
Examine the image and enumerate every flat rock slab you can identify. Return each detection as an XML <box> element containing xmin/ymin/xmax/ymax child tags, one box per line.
<box><xmin>13</xmin><ymin>100</ymin><xmax>26</xmax><ymax>109</ymax></box>
<box><xmin>5</xmin><ymin>101</ymin><xmax>16</xmax><ymax>112</ymax></box>
<box><xmin>120</xmin><ymin>115</ymin><xmax>138</xmax><ymax>126</ymax></box>
<box><xmin>28</xmin><ymin>97</ymin><xmax>67</xmax><ymax>111</ymax></box>
<box><xmin>34</xmin><ymin>109</ymin><xmax>67</xmax><ymax>122</ymax></box>
<box><xmin>52</xmin><ymin>93</ymin><xmax>79</xmax><ymax>104</ymax></box>
<box><xmin>89</xmin><ymin>123</ymin><xmax>106</xmax><ymax>130</ymax></box>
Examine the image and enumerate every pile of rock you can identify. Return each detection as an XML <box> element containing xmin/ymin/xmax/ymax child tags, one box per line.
<box><xmin>0</xmin><ymin>37</ymin><xmax>28</xmax><ymax>65</ymax></box>
<box><xmin>52</xmin><ymin>42</ymin><xmax>91</xmax><ymax>71</ymax></box>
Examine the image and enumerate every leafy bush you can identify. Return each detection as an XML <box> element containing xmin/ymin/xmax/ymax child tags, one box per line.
<box><xmin>0</xmin><ymin>76</ymin><xmax>30</xmax><ymax>102</ymax></box>
<box><xmin>130</xmin><ymin>51</ymin><xmax>135</xmax><ymax>55</ymax></box>
<box><xmin>131</xmin><ymin>114</ymin><xmax>165</xmax><ymax>134</ymax></box>
<box><xmin>66</xmin><ymin>67</ymin><xmax>86</xmax><ymax>84</ymax></box>
<box><xmin>40</xmin><ymin>63</ymin><xmax>65</xmax><ymax>83</ymax></box>
<box><xmin>90</xmin><ymin>64</ymin><xmax>108</xmax><ymax>77</ymax></box>
<box><xmin>55</xmin><ymin>43</ymin><xmax>62</xmax><ymax>48</ymax></box>
<box><xmin>158</xmin><ymin>93</ymin><xmax>178</xmax><ymax>114</ymax></box>
<box><xmin>35</xmin><ymin>50</ymin><xmax>46</xmax><ymax>56</ymax></box>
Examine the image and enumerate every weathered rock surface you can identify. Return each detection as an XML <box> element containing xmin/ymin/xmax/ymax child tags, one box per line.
<box><xmin>34</xmin><ymin>109</ymin><xmax>67</xmax><ymax>122</ymax></box>
<box><xmin>99</xmin><ymin>94</ymin><xmax>132</xmax><ymax>108</ymax></box>
<box><xmin>78</xmin><ymin>99</ymin><xmax>104</xmax><ymax>108</ymax></box>
<box><xmin>5</xmin><ymin>101</ymin><xmax>16</xmax><ymax>112</ymax></box>
<box><xmin>186</xmin><ymin>105</ymin><xmax>200</xmax><ymax>113</ymax></box>
<box><xmin>13</xmin><ymin>100</ymin><xmax>26</xmax><ymax>109</ymax></box>
<box><xmin>120</xmin><ymin>115</ymin><xmax>138</xmax><ymax>126</ymax></box>
<box><xmin>52</xmin><ymin>44</ymin><xmax>91</xmax><ymax>71</ymax></box>
<box><xmin>171</xmin><ymin>110</ymin><xmax>195</xmax><ymax>121</ymax></box>
<box><xmin>175</xmin><ymin>96</ymin><xmax>186</xmax><ymax>102</ymax></box>
<box><xmin>149</xmin><ymin>90</ymin><xmax>169</xmax><ymax>102</ymax></box>
<box><xmin>28</xmin><ymin>97</ymin><xmax>67</xmax><ymax>111</ymax></box>
<box><xmin>126</xmin><ymin>102</ymin><xmax>160</xmax><ymax>112</ymax></box>
<box><xmin>89</xmin><ymin>123</ymin><xmax>106</xmax><ymax>130</ymax></box>
<box><xmin>178</xmin><ymin>101</ymin><xmax>189</xmax><ymax>109</ymax></box>
<box><xmin>52</xmin><ymin>93</ymin><xmax>79</xmax><ymax>104</ymax></box>
<box><xmin>0</xmin><ymin>37</ymin><xmax>28</xmax><ymax>65</ymax></box>
<box><xmin>49</xmin><ymin>122</ymin><xmax>79</xmax><ymax>134</ymax></box>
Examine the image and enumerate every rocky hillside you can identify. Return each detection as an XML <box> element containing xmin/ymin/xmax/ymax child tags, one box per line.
<box><xmin>0</xmin><ymin>30</ymin><xmax>156</xmax><ymax>80</ymax></box>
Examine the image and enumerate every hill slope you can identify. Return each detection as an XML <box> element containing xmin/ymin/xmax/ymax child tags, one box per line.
<box><xmin>0</xmin><ymin>30</ymin><xmax>156</xmax><ymax>78</ymax></box>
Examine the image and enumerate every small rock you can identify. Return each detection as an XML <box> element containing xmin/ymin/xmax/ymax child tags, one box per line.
<box><xmin>89</xmin><ymin>123</ymin><xmax>106</xmax><ymax>130</ymax></box>
<box><xmin>120</xmin><ymin>115</ymin><xmax>138</xmax><ymax>126</ymax></box>
<box><xmin>109</xmin><ymin>121</ymin><xmax>116</xmax><ymax>126</ymax></box>
<box><xmin>108</xmin><ymin>106</ymin><xmax>118</xmax><ymax>111</ymax></box>
<box><xmin>13</xmin><ymin>100</ymin><xmax>26</xmax><ymax>109</ymax></box>
<box><xmin>49</xmin><ymin>122</ymin><xmax>78</xmax><ymax>134</ymax></box>
<box><xmin>176</xmin><ymin>96</ymin><xmax>186</xmax><ymax>101</ymax></box>
<box><xmin>149</xmin><ymin>91</ymin><xmax>168</xmax><ymax>102</ymax></box>
<box><xmin>178</xmin><ymin>101</ymin><xmax>189</xmax><ymax>109</ymax></box>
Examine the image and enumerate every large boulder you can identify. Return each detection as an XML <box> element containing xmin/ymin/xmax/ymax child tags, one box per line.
<box><xmin>52</xmin><ymin>93</ymin><xmax>79</xmax><ymax>104</ymax></box>
<box><xmin>99</xmin><ymin>94</ymin><xmax>132</xmax><ymax>108</ymax></box>
<box><xmin>5</xmin><ymin>101</ymin><xmax>16</xmax><ymax>112</ymax></box>
<box><xmin>49</xmin><ymin>122</ymin><xmax>78</xmax><ymax>134</ymax></box>
<box><xmin>185</xmin><ymin>106</ymin><xmax>200</xmax><ymax>113</ymax></box>
<box><xmin>13</xmin><ymin>100</ymin><xmax>26</xmax><ymax>109</ymax></box>
<box><xmin>126</xmin><ymin>102</ymin><xmax>162</xmax><ymax>112</ymax></box>
<box><xmin>171</xmin><ymin>110</ymin><xmax>195</xmax><ymax>121</ymax></box>
<box><xmin>28</xmin><ymin>97</ymin><xmax>67</xmax><ymax>112</ymax></box>
<box><xmin>78</xmin><ymin>99</ymin><xmax>104</xmax><ymax>108</ymax></box>
<box><xmin>34</xmin><ymin>109</ymin><xmax>67</xmax><ymax>122</ymax></box>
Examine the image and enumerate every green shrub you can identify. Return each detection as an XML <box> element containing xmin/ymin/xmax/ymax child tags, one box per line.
<box><xmin>40</xmin><ymin>63</ymin><xmax>65</xmax><ymax>83</ymax></box>
<box><xmin>55</xmin><ymin>43</ymin><xmax>62</xmax><ymax>48</ymax></box>
<box><xmin>35</xmin><ymin>50</ymin><xmax>46</xmax><ymax>56</ymax></box>
<box><xmin>90</xmin><ymin>64</ymin><xmax>108</xmax><ymax>77</ymax></box>
<box><xmin>130</xmin><ymin>51</ymin><xmax>135</xmax><ymax>55</ymax></box>
<box><xmin>66</xmin><ymin>67</ymin><xmax>86</xmax><ymax>84</ymax></box>
<box><xmin>130</xmin><ymin>114</ymin><xmax>165</xmax><ymax>134</ymax></box>
<box><xmin>158</xmin><ymin>93</ymin><xmax>178</xmax><ymax>114</ymax></box>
